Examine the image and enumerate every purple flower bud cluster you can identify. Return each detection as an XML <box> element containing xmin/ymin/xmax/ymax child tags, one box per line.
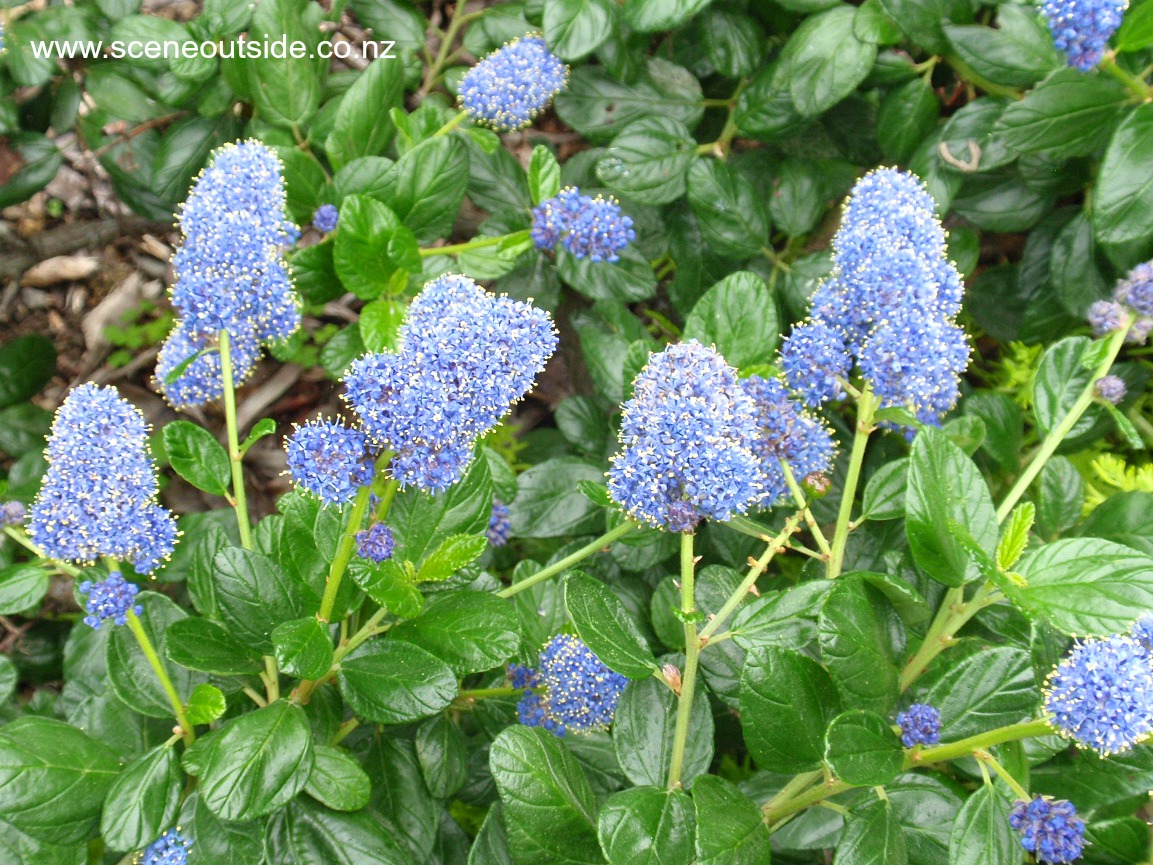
<box><xmin>1041</xmin><ymin>0</ymin><xmax>1128</xmax><ymax>72</ymax></box>
<box><xmin>284</xmin><ymin>418</ymin><xmax>375</xmax><ymax>506</ymax></box>
<box><xmin>343</xmin><ymin>274</ymin><xmax>557</xmax><ymax>492</ymax></box>
<box><xmin>140</xmin><ymin>828</ymin><xmax>191</xmax><ymax>865</ymax></box>
<box><xmin>355</xmin><ymin>523</ymin><xmax>395</xmax><ymax>563</ymax></box>
<box><xmin>1009</xmin><ymin>795</ymin><xmax>1086</xmax><ymax>863</ymax></box>
<box><xmin>79</xmin><ymin>571</ymin><xmax>143</xmax><ymax>629</ymax></box>
<box><xmin>1095</xmin><ymin>374</ymin><xmax>1127</xmax><ymax>404</ymax></box>
<box><xmin>458</xmin><ymin>34</ymin><xmax>568</xmax><ymax>132</ymax></box>
<box><xmin>896</xmin><ymin>702</ymin><xmax>941</xmax><ymax>747</ymax></box>
<box><xmin>29</xmin><ymin>384</ymin><xmax>177</xmax><ymax>573</ymax></box>
<box><xmin>515</xmin><ymin>634</ymin><xmax>628</xmax><ymax>736</ymax></box>
<box><xmin>312</xmin><ymin>203</ymin><xmax>339</xmax><ymax>233</ymax></box>
<box><xmin>1088</xmin><ymin>260</ymin><xmax>1153</xmax><ymax>343</ymax></box>
<box><xmin>0</xmin><ymin>501</ymin><xmax>26</xmax><ymax>527</ymax></box>
<box><xmin>780</xmin><ymin>168</ymin><xmax>970</xmax><ymax>429</ymax></box>
<box><xmin>487</xmin><ymin>500</ymin><xmax>512</xmax><ymax>547</ymax></box>
<box><xmin>157</xmin><ymin>140</ymin><xmax>301</xmax><ymax>409</ymax></box>
<box><xmin>531</xmin><ymin>187</ymin><xmax>636</xmax><ymax>263</ymax></box>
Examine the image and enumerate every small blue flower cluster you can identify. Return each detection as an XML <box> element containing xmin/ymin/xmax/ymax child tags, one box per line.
<box><xmin>79</xmin><ymin>571</ymin><xmax>142</xmax><ymax>629</ymax></box>
<box><xmin>140</xmin><ymin>828</ymin><xmax>191</xmax><ymax>865</ymax></box>
<box><xmin>487</xmin><ymin>500</ymin><xmax>512</xmax><ymax>547</ymax></box>
<box><xmin>157</xmin><ymin>140</ymin><xmax>300</xmax><ymax>409</ymax></box>
<box><xmin>1095</xmin><ymin>374</ymin><xmax>1127</xmax><ymax>404</ymax></box>
<box><xmin>531</xmin><ymin>187</ymin><xmax>636</xmax><ymax>262</ymax></box>
<box><xmin>608</xmin><ymin>341</ymin><xmax>762</xmax><ymax>532</ymax></box>
<box><xmin>896</xmin><ymin>702</ymin><xmax>941</xmax><ymax>747</ymax></box>
<box><xmin>515</xmin><ymin>635</ymin><xmax>628</xmax><ymax>736</ymax></box>
<box><xmin>780</xmin><ymin>168</ymin><xmax>970</xmax><ymax>428</ymax></box>
<box><xmin>741</xmin><ymin>375</ymin><xmax>837</xmax><ymax>507</ymax></box>
<box><xmin>355</xmin><ymin>523</ymin><xmax>395</xmax><ymax>563</ymax></box>
<box><xmin>343</xmin><ymin>274</ymin><xmax>557</xmax><ymax>492</ymax></box>
<box><xmin>1088</xmin><ymin>259</ymin><xmax>1153</xmax><ymax>343</ymax></box>
<box><xmin>312</xmin><ymin>203</ymin><xmax>339</xmax><ymax>233</ymax></box>
<box><xmin>284</xmin><ymin>418</ymin><xmax>375</xmax><ymax>506</ymax></box>
<box><xmin>1044</xmin><ymin>627</ymin><xmax>1153</xmax><ymax>755</ymax></box>
<box><xmin>29</xmin><ymin>384</ymin><xmax>177</xmax><ymax>572</ymax></box>
<box><xmin>1008</xmin><ymin>796</ymin><xmax>1085</xmax><ymax>864</ymax></box>
<box><xmin>1041</xmin><ymin>0</ymin><xmax>1128</xmax><ymax>71</ymax></box>
<box><xmin>0</xmin><ymin>501</ymin><xmax>25</xmax><ymax>527</ymax></box>
<box><xmin>458</xmin><ymin>34</ymin><xmax>568</xmax><ymax>132</ymax></box>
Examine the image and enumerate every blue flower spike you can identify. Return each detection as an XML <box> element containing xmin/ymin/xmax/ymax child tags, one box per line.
<box><xmin>1041</xmin><ymin>0</ymin><xmax>1128</xmax><ymax>71</ymax></box>
<box><xmin>140</xmin><ymin>828</ymin><xmax>192</xmax><ymax>865</ymax></box>
<box><xmin>1008</xmin><ymin>795</ymin><xmax>1086</xmax><ymax>863</ymax></box>
<box><xmin>459</xmin><ymin>34</ymin><xmax>568</xmax><ymax>131</ymax></box>
<box><xmin>515</xmin><ymin>635</ymin><xmax>628</xmax><ymax>737</ymax></box>
<box><xmin>896</xmin><ymin>703</ymin><xmax>941</xmax><ymax>748</ymax></box>
<box><xmin>284</xmin><ymin>417</ymin><xmax>375</xmax><ymax>506</ymax></box>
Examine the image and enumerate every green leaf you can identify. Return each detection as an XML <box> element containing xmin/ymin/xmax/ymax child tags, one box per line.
<box><xmin>265</xmin><ymin>796</ymin><xmax>407</xmax><ymax>864</ymax></box>
<box><xmin>0</xmin><ymin>134</ymin><xmax>63</xmax><ymax>208</ymax></box>
<box><xmin>824</xmin><ymin>709</ymin><xmax>904</xmax><ymax>786</ymax></box>
<box><xmin>995</xmin><ymin>69</ymin><xmax>1130</xmax><ymax>159</ymax></box>
<box><xmin>305</xmin><ymin>745</ymin><xmax>371</xmax><ymax>812</ymax></box>
<box><xmin>691</xmin><ymin>775</ymin><xmax>773</xmax><ymax>865</ymax></box>
<box><xmin>1077</xmin><ymin>491</ymin><xmax>1153</xmax><ymax>555</ymax></box>
<box><xmin>1117</xmin><ymin>0</ymin><xmax>1153</xmax><ymax>50</ymax></box>
<box><xmin>490</xmin><ymin>726</ymin><xmax>603</xmax><ymax>865</ymax></box>
<box><xmin>556</xmin><ymin>244</ymin><xmax>658</xmax><ymax>304</ymax></box>
<box><xmin>416</xmin><ymin>533</ymin><xmax>488</xmax><ymax>583</ymax></box>
<box><xmin>0</xmin><ymin>336</ymin><xmax>56</xmax><ymax>409</ymax></box>
<box><xmin>166</xmin><ymin>616</ymin><xmax>263</xmax><ymax>676</ymax></box>
<box><xmin>740</xmin><ymin>646</ymin><xmax>841</xmax><ymax>772</ymax></box>
<box><xmin>0</xmin><ymin>656</ymin><xmax>16</xmax><ymax>705</ymax></box>
<box><xmin>997</xmin><ymin>502</ymin><xmax>1035</xmax><ymax>570</ymax></box>
<box><xmin>544</xmin><ymin>0</ymin><xmax>614</xmax><ymax>60</ymax></box>
<box><xmin>108</xmin><ymin>592</ymin><xmax>203</xmax><ymax>718</ymax></box>
<box><xmin>99</xmin><ymin>744</ymin><xmax>181</xmax><ymax>852</ymax></box>
<box><xmin>687</xmin><ymin>160</ymin><xmax>769</xmax><ymax>258</ymax></box>
<box><xmin>391</xmin><ymin>455</ymin><xmax>493</xmax><ymax>566</ymax></box>
<box><xmin>861</xmin><ymin>458</ymin><xmax>908</xmax><ymax>521</ymax></box>
<box><xmin>949</xmin><ymin>784</ymin><xmax>1018</xmax><ymax>865</ymax></box>
<box><xmin>1015</xmin><ymin>538</ymin><xmax>1153</xmax><ymax>635</ymax></box>
<box><xmin>272</xmin><ymin>617</ymin><xmax>334</xmax><ymax>680</ymax></box>
<box><xmin>683</xmin><ymin>272</ymin><xmax>779</xmax><ymax>369</ymax></box>
<box><xmin>613</xmin><ymin>674</ymin><xmax>713</xmax><ymax>788</ymax></box>
<box><xmin>621</xmin><ymin>0</ymin><xmax>711</xmax><ymax>32</ymax></box>
<box><xmin>359</xmin><ymin>297</ymin><xmax>407</xmax><ymax>352</ymax></box>
<box><xmin>239</xmin><ymin>418</ymin><xmax>277</xmax><ymax>456</ymax></box>
<box><xmin>0</xmin><ymin>716</ymin><xmax>120</xmax><ymax>845</ymax></box>
<box><xmin>596</xmin><ymin>116</ymin><xmax>697</xmax><ymax>206</ymax></box>
<box><xmin>878</xmin><ymin>77</ymin><xmax>940</xmax><ymax>164</ymax></box>
<box><xmin>415</xmin><ymin>714</ymin><xmax>468</xmax><ymax>799</ymax></box>
<box><xmin>818</xmin><ymin>578</ymin><xmax>900</xmax><ymax>715</ymax></box>
<box><xmin>326</xmin><ymin>58</ymin><xmax>405</xmax><ymax>170</ymax></box>
<box><xmin>919</xmin><ymin>646</ymin><xmax>1035</xmax><ymax>741</ymax></box>
<box><xmin>185</xmin><ymin>684</ymin><xmax>227</xmax><ymax>725</ymax></box>
<box><xmin>375</xmin><ymin>136</ymin><xmax>471</xmax><ymax>244</ymax></box>
<box><xmin>361</xmin><ymin>737</ymin><xmax>437</xmax><ymax>861</ymax></box>
<box><xmin>529</xmin><ymin>145</ymin><xmax>561</xmax><ymax>205</ymax></box>
<box><xmin>248</xmin><ymin>0</ymin><xmax>322</xmax><ymax>127</ymax></box>
<box><xmin>212</xmin><ymin>547</ymin><xmax>317</xmax><ymax>653</ymax></box>
<box><xmin>180</xmin><ymin>792</ymin><xmax>263</xmax><ymax>865</ymax></box>
<box><xmin>565</xmin><ymin>572</ymin><xmax>658</xmax><ymax>679</ymax></box>
<box><xmin>349</xmin><ymin>559</ymin><xmax>425</xmax><ymax>619</ymax></box>
<box><xmin>943</xmin><ymin>6</ymin><xmax>1060</xmax><ymax>88</ymax></box>
<box><xmin>777</xmin><ymin>6</ymin><xmax>877</xmax><ymax>117</ymax></box>
<box><xmin>1094</xmin><ymin>103</ymin><xmax>1153</xmax><ymax>249</ymax></box>
<box><xmin>333</xmin><ymin>195</ymin><xmax>419</xmax><ymax>300</ymax></box>
<box><xmin>729</xmin><ymin>580</ymin><xmax>833</xmax><ymax>651</ymax></box>
<box><xmin>905</xmin><ymin>427</ymin><xmax>998</xmax><ymax>586</ymax></box>
<box><xmin>836</xmin><ymin>799</ymin><xmax>908</xmax><ymax>865</ymax></box>
<box><xmin>1050</xmin><ymin>211</ymin><xmax>1110</xmax><ymax>317</ymax></box>
<box><xmin>1035</xmin><ymin>457</ymin><xmax>1084</xmax><ymax>538</ymax></box>
<box><xmin>509</xmin><ymin>457</ymin><xmax>606</xmax><ymax>538</ymax></box>
<box><xmin>197</xmin><ymin>700</ymin><xmax>315</xmax><ymax>822</ymax></box>
<box><xmin>338</xmin><ymin>639</ymin><xmax>458</xmax><ymax>724</ymax></box>
<box><xmin>163</xmin><ymin>421</ymin><xmax>231</xmax><ymax>497</ymax></box>
<box><xmin>597</xmin><ymin>786</ymin><xmax>695</xmax><ymax>865</ymax></box>
<box><xmin>1033</xmin><ymin>337</ymin><xmax>1106</xmax><ymax>443</ymax></box>
<box><xmin>702</xmin><ymin>9</ymin><xmax>770</xmax><ymax>77</ymax></box>
<box><xmin>389</xmin><ymin>590</ymin><xmax>521</xmax><ymax>676</ymax></box>
<box><xmin>0</xmin><ymin>565</ymin><xmax>48</xmax><ymax>615</ymax></box>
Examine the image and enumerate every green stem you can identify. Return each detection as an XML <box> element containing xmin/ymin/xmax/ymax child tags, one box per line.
<box><xmin>910</xmin><ymin>719</ymin><xmax>1052</xmax><ymax>766</ymax></box>
<box><xmin>667</xmin><ymin>532</ymin><xmax>700</xmax><ymax>790</ymax></box>
<box><xmin>432</xmin><ymin>109</ymin><xmax>471</xmax><ymax>137</ymax></box>
<box><xmin>1099</xmin><ymin>54</ymin><xmax>1153</xmax><ymax>101</ymax></box>
<box><xmin>458</xmin><ymin>686</ymin><xmax>519</xmax><ymax>700</ymax></box>
<box><xmin>219</xmin><ymin>329</ymin><xmax>252</xmax><ymax>550</ymax></box>
<box><xmin>900</xmin><ymin>582</ymin><xmax>999</xmax><ymax>692</ymax></box>
<box><xmin>339</xmin><ymin>606</ymin><xmax>390</xmax><ymax>660</ymax></box>
<box><xmin>126</xmin><ymin>610</ymin><xmax>194</xmax><ymax>741</ymax></box>
<box><xmin>317</xmin><ymin>484</ymin><xmax>373</xmax><ymax>624</ymax></box>
<box><xmin>496</xmin><ymin>520</ymin><xmax>640</xmax><ymax>598</ymax></box>
<box><xmin>781</xmin><ymin>461</ymin><xmax>831</xmax><ymax>558</ymax></box>
<box><xmin>766</xmin><ymin>778</ymin><xmax>853</xmax><ymax>824</ymax></box>
<box><xmin>697</xmin><ymin>510</ymin><xmax>805</xmax><ymax>642</ymax></box>
<box><xmin>996</xmin><ymin>325</ymin><xmax>1129</xmax><ymax>524</ymax></box>
<box><xmin>332</xmin><ymin>717</ymin><xmax>360</xmax><ymax>746</ymax></box>
<box><xmin>421</xmin><ymin>4</ymin><xmax>483</xmax><ymax>94</ymax></box>
<box><xmin>3</xmin><ymin>527</ymin><xmax>82</xmax><ymax>577</ymax></box>
<box><xmin>420</xmin><ymin>229</ymin><xmax>528</xmax><ymax>258</ymax></box>
<box><xmin>827</xmin><ymin>386</ymin><xmax>877</xmax><ymax>579</ymax></box>
<box><xmin>976</xmin><ymin>751</ymin><xmax>1031</xmax><ymax>800</ymax></box>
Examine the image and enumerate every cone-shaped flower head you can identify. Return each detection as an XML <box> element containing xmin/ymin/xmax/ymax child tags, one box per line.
<box><xmin>29</xmin><ymin>384</ymin><xmax>177</xmax><ymax>572</ymax></box>
<box><xmin>1008</xmin><ymin>796</ymin><xmax>1086</xmax><ymax>863</ymax></box>
<box><xmin>284</xmin><ymin>417</ymin><xmax>375</xmax><ymax>505</ymax></box>
<box><xmin>459</xmin><ymin>34</ymin><xmax>568</xmax><ymax>131</ymax></box>
<box><xmin>1044</xmin><ymin>633</ymin><xmax>1153</xmax><ymax>755</ymax></box>
<box><xmin>515</xmin><ymin>635</ymin><xmax>628</xmax><ymax>736</ymax></box>
<box><xmin>140</xmin><ymin>828</ymin><xmax>191</xmax><ymax>865</ymax></box>
<box><xmin>896</xmin><ymin>703</ymin><xmax>941</xmax><ymax>747</ymax></box>
<box><xmin>531</xmin><ymin>187</ymin><xmax>636</xmax><ymax>263</ymax></box>
<box><xmin>343</xmin><ymin>275</ymin><xmax>557</xmax><ymax>492</ymax></box>
<box><xmin>78</xmin><ymin>571</ymin><xmax>142</xmax><ymax>629</ymax></box>
<box><xmin>1042</xmin><ymin>0</ymin><xmax>1128</xmax><ymax>71</ymax></box>
<box><xmin>608</xmin><ymin>341</ymin><xmax>762</xmax><ymax>532</ymax></box>
<box><xmin>355</xmin><ymin>524</ymin><xmax>395</xmax><ymax>563</ymax></box>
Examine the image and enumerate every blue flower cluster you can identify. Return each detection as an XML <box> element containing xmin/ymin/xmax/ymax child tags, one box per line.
<box><xmin>487</xmin><ymin>500</ymin><xmax>512</xmax><ymax>547</ymax></box>
<box><xmin>344</xmin><ymin>275</ymin><xmax>557</xmax><ymax>492</ymax></box>
<box><xmin>284</xmin><ymin>418</ymin><xmax>375</xmax><ymax>506</ymax></box>
<box><xmin>741</xmin><ymin>375</ymin><xmax>837</xmax><ymax>507</ymax></box>
<box><xmin>780</xmin><ymin>168</ymin><xmax>969</xmax><ymax>428</ymax></box>
<box><xmin>1008</xmin><ymin>796</ymin><xmax>1085</xmax><ymax>864</ymax></box>
<box><xmin>608</xmin><ymin>341</ymin><xmax>762</xmax><ymax>532</ymax></box>
<box><xmin>355</xmin><ymin>523</ymin><xmax>395</xmax><ymax>563</ymax></box>
<box><xmin>0</xmin><ymin>501</ymin><xmax>25</xmax><ymax>527</ymax></box>
<box><xmin>141</xmin><ymin>828</ymin><xmax>191</xmax><ymax>865</ymax></box>
<box><xmin>515</xmin><ymin>635</ymin><xmax>628</xmax><ymax>736</ymax></box>
<box><xmin>157</xmin><ymin>140</ymin><xmax>300</xmax><ymax>409</ymax></box>
<box><xmin>896</xmin><ymin>703</ymin><xmax>941</xmax><ymax>747</ymax></box>
<box><xmin>312</xmin><ymin>203</ymin><xmax>339</xmax><ymax>233</ymax></box>
<box><xmin>1095</xmin><ymin>374</ymin><xmax>1127</xmax><ymax>404</ymax></box>
<box><xmin>1044</xmin><ymin>631</ymin><xmax>1153</xmax><ymax>755</ymax></box>
<box><xmin>79</xmin><ymin>571</ymin><xmax>142</xmax><ymax>629</ymax></box>
<box><xmin>531</xmin><ymin>187</ymin><xmax>636</xmax><ymax>262</ymax></box>
<box><xmin>29</xmin><ymin>384</ymin><xmax>177</xmax><ymax>573</ymax></box>
<box><xmin>458</xmin><ymin>34</ymin><xmax>568</xmax><ymax>132</ymax></box>
<box><xmin>1089</xmin><ymin>259</ymin><xmax>1153</xmax><ymax>343</ymax></box>
<box><xmin>1041</xmin><ymin>0</ymin><xmax>1128</xmax><ymax>71</ymax></box>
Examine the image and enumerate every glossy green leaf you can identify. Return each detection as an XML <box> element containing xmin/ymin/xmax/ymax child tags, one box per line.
<box><xmin>163</xmin><ymin>421</ymin><xmax>230</xmax><ymax>497</ymax></box>
<box><xmin>247</xmin><ymin>0</ymin><xmax>322</xmax><ymax>127</ymax></box>
<box><xmin>824</xmin><ymin>709</ymin><xmax>904</xmax><ymax>786</ymax></box>
<box><xmin>326</xmin><ymin>57</ymin><xmax>404</xmax><ymax>169</ymax></box>
<box><xmin>0</xmin><ymin>565</ymin><xmax>48</xmax><ymax>616</ymax></box>
<box><xmin>613</xmin><ymin>673</ymin><xmax>713</xmax><ymax>788</ymax></box>
<box><xmin>861</xmin><ymin>458</ymin><xmax>908</xmax><ymax>521</ymax></box>
<box><xmin>212</xmin><ymin>547</ymin><xmax>316</xmax><ymax>654</ymax></box>
<box><xmin>508</xmin><ymin>457</ymin><xmax>605</xmax><ymax>538</ymax></box>
<box><xmin>597</xmin><ymin>786</ymin><xmax>695</xmax><ymax>865</ymax></box>
<box><xmin>389</xmin><ymin>590</ymin><xmax>520</xmax><ymax>676</ymax></box>
<box><xmin>416</xmin><ymin>533</ymin><xmax>488</xmax><ymax>583</ymax></box>
<box><xmin>565</xmin><ymin>572</ymin><xmax>658</xmax><ymax>679</ymax></box>
<box><xmin>818</xmin><ymin>578</ymin><xmax>901</xmax><ymax>715</ymax></box>
<box><xmin>265</xmin><ymin>796</ymin><xmax>407</xmax><ymax>864</ymax></box>
<box><xmin>943</xmin><ymin>6</ymin><xmax>1059</xmax><ymax>88</ymax></box>
<box><xmin>544</xmin><ymin>0</ymin><xmax>614</xmax><ymax>60</ymax></box>
<box><xmin>691</xmin><ymin>775</ymin><xmax>773</xmax><ymax>865</ymax></box>
<box><xmin>836</xmin><ymin>799</ymin><xmax>908</xmax><ymax>865</ymax></box>
<box><xmin>338</xmin><ymin>639</ymin><xmax>458</xmax><ymax>724</ymax></box>
<box><xmin>683</xmin><ymin>271</ymin><xmax>779</xmax><ymax>369</ymax></box>
<box><xmin>529</xmin><ymin>145</ymin><xmax>561</xmax><ymax>205</ymax></box>
<box><xmin>108</xmin><ymin>592</ymin><xmax>203</xmax><ymax>718</ymax></box>
<box><xmin>995</xmin><ymin>69</ymin><xmax>1130</xmax><ymax>159</ymax></box>
<box><xmin>1117</xmin><ymin>0</ymin><xmax>1153</xmax><ymax>50</ymax></box>
<box><xmin>415</xmin><ymin>714</ymin><xmax>468</xmax><ymax>799</ymax></box>
<box><xmin>597</xmin><ymin>116</ymin><xmax>697</xmax><ymax>206</ymax></box>
<box><xmin>1077</xmin><ymin>491</ymin><xmax>1153</xmax><ymax>555</ymax></box>
<box><xmin>100</xmin><ymin>744</ymin><xmax>181</xmax><ymax>852</ymax></box>
<box><xmin>391</xmin><ymin>456</ymin><xmax>493</xmax><ymax>565</ymax></box>
<box><xmin>165</xmin><ymin>616</ymin><xmax>263</xmax><ymax>676</ymax></box>
<box><xmin>948</xmin><ymin>784</ymin><xmax>1017</xmax><ymax>865</ymax></box>
<box><xmin>304</xmin><ymin>745</ymin><xmax>371</xmax><ymax>812</ymax></box>
<box><xmin>918</xmin><ymin>646</ymin><xmax>1035</xmax><ymax>741</ymax></box>
<box><xmin>687</xmin><ymin>160</ymin><xmax>769</xmax><ymax>258</ymax></box>
<box><xmin>0</xmin><ymin>336</ymin><xmax>56</xmax><ymax>410</ymax></box>
<box><xmin>374</xmin><ymin>136</ymin><xmax>470</xmax><ymax>243</ymax></box>
<box><xmin>777</xmin><ymin>6</ymin><xmax>876</xmax><ymax>117</ymax></box>
<box><xmin>272</xmin><ymin>617</ymin><xmax>334</xmax><ymax>680</ymax></box>
<box><xmin>359</xmin><ymin>297</ymin><xmax>406</xmax><ymax>352</ymax></box>
<box><xmin>1094</xmin><ymin>103</ymin><xmax>1153</xmax><ymax>248</ymax></box>
<box><xmin>185</xmin><ymin>684</ymin><xmax>227</xmax><ymax>725</ymax></box>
